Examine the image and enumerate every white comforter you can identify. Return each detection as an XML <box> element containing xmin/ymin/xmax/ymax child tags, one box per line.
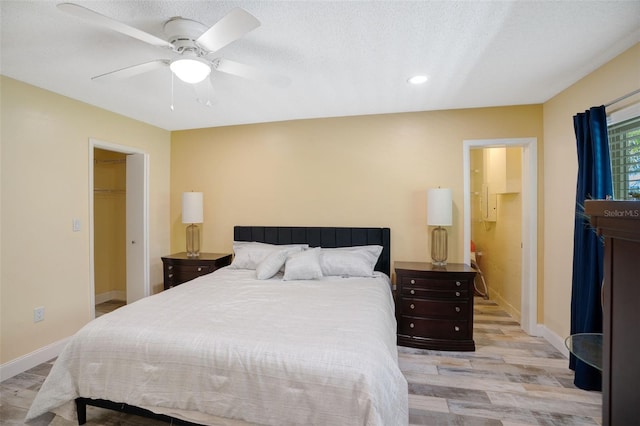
<box><xmin>27</xmin><ymin>267</ymin><xmax>408</xmax><ymax>425</ymax></box>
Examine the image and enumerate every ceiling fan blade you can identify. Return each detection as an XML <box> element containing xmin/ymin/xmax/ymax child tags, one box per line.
<box><xmin>196</xmin><ymin>8</ymin><xmax>260</xmax><ymax>53</ymax></box>
<box><xmin>213</xmin><ymin>58</ymin><xmax>290</xmax><ymax>88</ymax></box>
<box><xmin>92</xmin><ymin>60</ymin><xmax>169</xmax><ymax>81</ymax></box>
<box><xmin>57</xmin><ymin>3</ymin><xmax>173</xmax><ymax>49</ymax></box>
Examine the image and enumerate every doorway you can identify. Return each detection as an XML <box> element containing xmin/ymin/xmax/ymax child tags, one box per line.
<box><xmin>89</xmin><ymin>139</ymin><xmax>149</xmax><ymax>319</ymax></box>
<box><xmin>93</xmin><ymin>148</ymin><xmax>127</xmax><ymax>315</ymax></box>
<box><xmin>463</xmin><ymin>138</ymin><xmax>538</xmax><ymax>336</ymax></box>
<box><xmin>470</xmin><ymin>146</ymin><xmax>523</xmax><ymax>316</ymax></box>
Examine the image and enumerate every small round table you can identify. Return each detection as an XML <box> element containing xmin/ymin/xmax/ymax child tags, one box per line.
<box><xmin>565</xmin><ymin>333</ymin><xmax>603</xmax><ymax>371</ymax></box>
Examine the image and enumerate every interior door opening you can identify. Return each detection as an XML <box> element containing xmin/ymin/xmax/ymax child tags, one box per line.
<box><xmin>93</xmin><ymin>148</ymin><xmax>127</xmax><ymax>316</ymax></box>
<box><xmin>469</xmin><ymin>146</ymin><xmax>523</xmax><ymax>320</ymax></box>
<box><xmin>463</xmin><ymin>138</ymin><xmax>538</xmax><ymax>336</ymax></box>
<box><xmin>89</xmin><ymin>139</ymin><xmax>149</xmax><ymax>319</ymax></box>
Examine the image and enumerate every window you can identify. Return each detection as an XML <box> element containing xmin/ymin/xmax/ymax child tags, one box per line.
<box><xmin>608</xmin><ymin>114</ymin><xmax>640</xmax><ymax>200</ymax></box>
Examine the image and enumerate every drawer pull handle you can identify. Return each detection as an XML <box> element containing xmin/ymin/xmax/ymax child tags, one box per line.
<box><xmin>455</xmin><ymin>306</ymin><xmax>461</xmax><ymax>312</ymax></box>
<box><xmin>410</xmin><ymin>304</ymin><xmax>415</xmax><ymax>309</ymax></box>
<box><xmin>168</xmin><ymin>274</ymin><xmax>173</xmax><ymax>278</ymax></box>
<box><xmin>454</xmin><ymin>326</ymin><xmax>460</xmax><ymax>332</ymax></box>
<box><xmin>409</xmin><ymin>323</ymin><xmax>415</xmax><ymax>329</ymax></box>
<box><xmin>410</xmin><ymin>279</ymin><xmax>415</xmax><ymax>284</ymax></box>
<box><xmin>456</xmin><ymin>281</ymin><xmax>461</xmax><ymax>287</ymax></box>
<box><xmin>197</xmin><ymin>267</ymin><xmax>203</xmax><ymax>272</ymax></box>
<box><xmin>410</xmin><ymin>289</ymin><xmax>415</xmax><ymax>295</ymax></box>
<box><xmin>456</xmin><ymin>291</ymin><xmax>460</xmax><ymax>297</ymax></box>
<box><xmin>168</xmin><ymin>265</ymin><xmax>173</xmax><ymax>270</ymax></box>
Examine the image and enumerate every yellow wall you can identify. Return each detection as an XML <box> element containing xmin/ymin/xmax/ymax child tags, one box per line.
<box><xmin>0</xmin><ymin>76</ymin><xmax>171</xmax><ymax>364</ymax></box>
<box><xmin>542</xmin><ymin>43</ymin><xmax>640</xmax><ymax>339</ymax></box>
<box><xmin>93</xmin><ymin>149</ymin><xmax>126</xmax><ymax>297</ymax></box>
<box><xmin>170</xmin><ymin>106</ymin><xmax>543</xmax><ymax>273</ymax></box>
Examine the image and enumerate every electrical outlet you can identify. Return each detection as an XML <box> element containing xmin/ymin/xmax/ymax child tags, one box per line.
<box><xmin>34</xmin><ymin>306</ymin><xmax>45</xmax><ymax>322</ymax></box>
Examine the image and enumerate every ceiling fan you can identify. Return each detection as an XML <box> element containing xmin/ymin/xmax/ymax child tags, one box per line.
<box><xmin>57</xmin><ymin>3</ymin><xmax>287</xmax><ymax>106</ymax></box>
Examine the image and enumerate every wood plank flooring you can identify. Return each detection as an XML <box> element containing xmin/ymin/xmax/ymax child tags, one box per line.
<box><xmin>94</xmin><ymin>300</ymin><xmax>126</xmax><ymax>317</ymax></box>
<box><xmin>1</xmin><ymin>298</ymin><xmax>601</xmax><ymax>425</ymax></box>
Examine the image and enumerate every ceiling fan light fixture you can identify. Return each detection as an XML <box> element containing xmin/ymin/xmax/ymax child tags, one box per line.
<box><xmin>170</xmin><ymin>58</ymin><xmax>211</xmax><ymax>84</ymax></box>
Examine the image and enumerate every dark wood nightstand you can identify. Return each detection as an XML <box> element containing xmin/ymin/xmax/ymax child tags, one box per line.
<box><xmin>395</xmin><ymin>261</ymin><xmax>476</xmax><ymax>351</ymax></box>
<box><xmin>161</xmin><ymin>252</ymin><xmax>232</xmax><ymax>290</ymax></box>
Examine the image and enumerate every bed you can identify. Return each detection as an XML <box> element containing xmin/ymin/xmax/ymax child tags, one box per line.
<box><xmin>26</xmin><ymin>226</ymin><xmax>408</xmax><ymax>425</ymax></box>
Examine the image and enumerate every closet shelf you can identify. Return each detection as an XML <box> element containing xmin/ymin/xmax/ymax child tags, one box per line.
<box><xmin>94</xmin><ymin>159</ymin><xmax>126</xmax><ymax>165</ymax></box>
<box><xmin>94</xmin><ymin>188</ymin><xmax>126</xmax><ymax>194</ymax></box>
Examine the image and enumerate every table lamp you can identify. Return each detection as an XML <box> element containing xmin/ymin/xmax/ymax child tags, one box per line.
<box><xmin>427</xmin><ymin>188</ymin><xmax>452</xmax><ymax>266</ymax></box>
<box><xmin>182</xmin><ymin>192</ymin><xmax>203</xmax><ymax>258</ymax></box>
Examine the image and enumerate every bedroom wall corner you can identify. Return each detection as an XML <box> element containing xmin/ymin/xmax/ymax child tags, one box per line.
<box><xmin>0</xmin><ymin>76</ymin><xmax>171</xmax><ymax>372</ymax></box>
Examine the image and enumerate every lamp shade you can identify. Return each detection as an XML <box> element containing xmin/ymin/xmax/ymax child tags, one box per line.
<box><xmin>182</xmin><ymin>192</ymin><xmax>203</xmax><ymax>224</ymax></box>
<box><xmin>427</xmin><ymin>188</ymin><xmax>452</xmax><ymax>226</ymax></box>
<box><xmin>170</xmin><ymin>58</ymin><xmax>211</xmax><ymax>84</ymax></box>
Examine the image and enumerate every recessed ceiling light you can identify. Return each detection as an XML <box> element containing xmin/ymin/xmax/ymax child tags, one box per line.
<box><xmin>408</xmin><ymin>75</ymin><xmax>428</xmax><ymax>85</ymax></box>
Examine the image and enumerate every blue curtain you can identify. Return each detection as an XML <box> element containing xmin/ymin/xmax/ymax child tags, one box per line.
<box><xmin>570</xmin><ymin>105</ymin><xmax>612</xmax><ymax>390</ymax></box>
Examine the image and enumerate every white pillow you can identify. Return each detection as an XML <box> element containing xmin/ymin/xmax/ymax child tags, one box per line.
<box><xmin>283</xmin><ymin>247</ymin><xmax>323</xmax><ymax>281</ymax></box>
<box><xmin>230</xmin><ymin>241</ymin><xmax>307</xmax><ymax>270</ymax></box>
<box><xmin>320</xmin><ymin>245</ymin><xmax>383</xmax><ymax>277</ymax></box>
<box><xmin>255</xmin><ymin>249</ymin><xmax>289</xmax><ymax>280</ymax></box>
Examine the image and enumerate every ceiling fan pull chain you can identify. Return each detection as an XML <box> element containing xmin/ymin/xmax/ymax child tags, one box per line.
<box><xmin>170</xmin><ymin>72</ymin><xmax>175</xmax><ymax>111</ymax></box>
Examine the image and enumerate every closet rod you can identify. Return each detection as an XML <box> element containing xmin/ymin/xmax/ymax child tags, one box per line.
<box><xmin>605</xmin><ymin>88</ymin><xmax>640</xmax><ymax>107</ymax></box>
<box><xmin>94</xmin><ymin>159</ymin><xmax>126</xmax><ymax>164</ymax></box>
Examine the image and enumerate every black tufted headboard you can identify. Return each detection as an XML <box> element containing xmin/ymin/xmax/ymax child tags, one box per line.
<box><xmin>233</xmin><ymin>226</ymin><xmax>391</xmax><ymax>276</ymax></box>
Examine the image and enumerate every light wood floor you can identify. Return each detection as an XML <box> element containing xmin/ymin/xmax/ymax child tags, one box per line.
<box><xmin>94</xmin><ymin>300</ymin><xmax>126</xmax><ymax>317</ymax></box>
<box><xmin>1</xmin><ymin>298</ymin><xmax>601</xmax><ymax>425</ymax></box>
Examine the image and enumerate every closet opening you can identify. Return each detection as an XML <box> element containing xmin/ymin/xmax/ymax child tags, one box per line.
<box><xmin>93</xmin><ymin>148</ymin><xmax>127</xmax><ymax>316</ymax></box>
<box><xmin>89</xmin><ymin>139</ymin><xmax>149</xmax><ymax>319</ymax></box>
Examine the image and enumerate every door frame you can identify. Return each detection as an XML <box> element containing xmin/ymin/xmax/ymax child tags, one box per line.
<box><xmin>89</xmin><ymin>138</ymin><xmax>149</xmax><ymax>318</ymax></box>
<box><xmin>463</xmin><ymin>137</ymin><xmax>539</xmax><ymax>336</ymax></box>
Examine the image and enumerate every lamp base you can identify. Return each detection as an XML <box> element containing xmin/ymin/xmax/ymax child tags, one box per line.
<box><xmin>431</xmin><ymin>226</ymin><xmax>448</xmax><ymax>266</ymax></box>
<box><xmin>186</xmin><ymin>224</ymin><xmax>200</xmax><ymax>258</ymax></box>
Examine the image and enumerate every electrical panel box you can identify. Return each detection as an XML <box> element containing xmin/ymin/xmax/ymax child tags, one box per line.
<box><xmin>481</xmin><ymin>183</ymin><xmax>497</xmax><ymax>222</ymax></box>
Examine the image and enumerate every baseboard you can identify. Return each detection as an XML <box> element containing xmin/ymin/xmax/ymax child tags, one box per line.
<box><xmin>488</xmin><ymin>292</ymin><xmax>522</xmax><ymax>324</ymax></box>
<box><xmin>0</xmin><ymin>336</ymin><xmax>71</xmax><ymax>382</ymax></box>
<box><xmin>539</xmin><ymin>325</ymin><xmax>570</xmax><ymax>358</ymax></box>
<box><xmin>528</xmin><ymin>322</ymin><xmax>544</xmax><ymax>337</ymax></box>
<box><xmin>95</xmin><ymin>290</ymin><xmax>126</xmax><ymax>305</ymax></box>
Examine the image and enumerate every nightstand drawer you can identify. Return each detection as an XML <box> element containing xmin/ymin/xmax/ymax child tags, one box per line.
<box><xmin>175</xmin><ymin>264</ymin><xmax>214</xmax><ymax>275</ymax></box>
<box><xmin>168</xmin><ymin>267</ymin><xmax>212</xmax><ymax>285</ymax></box>
<box><xmin>400</xmin><ymin>298</ymin><xmax>468</xmax><ymax>319</ymax></box>
<box><xmin>400</xmin><ymin>276</ymin><xmax>468</xmax><ymax>290</ymax></box>
<box><xmin>401</xmin><ymin>286</ymin><xmax>468</xmax><ymax>299</ymax></box>
<box><xmin>161</xmin><ymin>253</ymin><xmax>232</xmax><ymax>290</ymax></box>
<box><xmin>398</xmin><ymin>316</ymin><xmax>470</xmax><ymax>340</ymax></box>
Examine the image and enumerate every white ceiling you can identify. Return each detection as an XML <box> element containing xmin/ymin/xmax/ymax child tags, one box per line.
<box><xmin>1</xmin><ymin>1</ymin><xmax>639</xmax><ymax>131</ymax></box>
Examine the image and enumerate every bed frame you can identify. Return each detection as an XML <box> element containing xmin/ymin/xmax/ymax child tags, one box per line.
<box><xmin>76</xmin><ymin>225</ymin><xmax>391</xmax><ymax>425</ymax></box>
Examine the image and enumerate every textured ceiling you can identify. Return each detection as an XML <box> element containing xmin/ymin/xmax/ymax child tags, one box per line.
<box><xmin>1</xmin><ymin>1</ymin><xmax>639</xmax><ymax>131</ymax></box>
